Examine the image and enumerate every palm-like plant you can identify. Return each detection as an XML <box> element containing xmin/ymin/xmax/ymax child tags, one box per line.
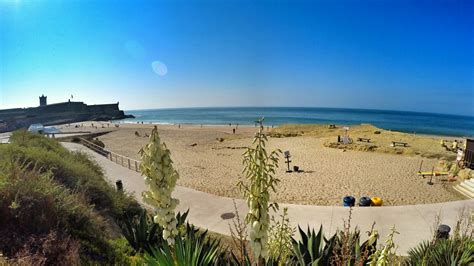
<box><xmin>121</xmin><ymin>209</ymin><xmax>189</xmax><ymax>254</ymax></box>
<box><xmin>290</xmin><ymin>226</ymin><xmax>336</xmax><ymax>265</ymax></box>
<box><xmin>406</xmin><ymin>236</ymin><xmax>474</xmax><ymax>265</ymax></box>
<box><xmin>144</xmin><ymin>224</ymin><xmax>222</xmax><ymax>266</ymax></box>
<box><xmin>121</xmin><ymin>209</ymin><xmax>160</xmax><ymax>254</ymax></box>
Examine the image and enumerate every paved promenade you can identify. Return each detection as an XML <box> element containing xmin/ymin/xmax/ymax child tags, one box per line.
<box><xmin>63</xmin><ymin>142</ymin><xmax>473</xmax><ymax>255</ymax></box>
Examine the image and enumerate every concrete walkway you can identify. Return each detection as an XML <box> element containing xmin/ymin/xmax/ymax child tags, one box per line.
<box><xmin>63</xmin><ymin>142</ymin><xmax>473</xmax><ymax>255</ymax></box>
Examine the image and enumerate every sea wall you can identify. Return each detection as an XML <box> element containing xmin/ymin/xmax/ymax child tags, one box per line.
<box><xmin>0</xmin><ymin>101</ymin><xmax>133</xmax><ymax>133</ymax></box>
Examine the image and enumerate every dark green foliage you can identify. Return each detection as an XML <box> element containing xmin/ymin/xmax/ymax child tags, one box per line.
<box><xmin>121</xmin><ymin>209</ymin><xmax>190</xmax><ymax>254</ymax></box>
<box><xmin>121</xmin><ymin>209</ymin><xmax>161</xmax><ymax>254</ymax></box>
<box><xmin>0</xmin><ymin>163</ymin><xmax>109</xmax><ymax>263</ymax></box>
<box><xmin>4</xmin><ymin>130</ymin><xmax>141</xmax><ymax>218</ymax></box>
<box><xmin>406</xmin><ymin>237</ymin><xmax>474</xmax><ymax>265</ymax></box>
<box><xmin>289</xmin><ymin>225</ymin><xmax>377</xmax><ymax>265</ymax></box>
<box><xmin>0</xmin><ymin>130</ymin><xmax>140</xmax><ymax>264</ymax></box>
<box><xmin>144</xmin><ymin>224</ymin><xmax>222</xmax><ymax>266</ymax></box>
<box><xmin>331</xmin><ymin>228</ymin><xmax>378</xmax><ymax>266</ymax></box>
<box><xmin>290</xmin><ymin>225</ymin><xmax>336</xmax><ymax>265</ymax></box>
<box><xmin>228</xmin><ymin>250</ymin><xmax>252</xmax><ymax>266</ymax></box>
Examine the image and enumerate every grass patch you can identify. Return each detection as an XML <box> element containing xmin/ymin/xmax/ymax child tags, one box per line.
<box><xmin>0</xmin><ymin>130</ymin><xmax>141</xmax><ymax>264</ymax></box>
<box><xmin>270</xmin><ymin>124</ymin><xmax>458</xmax><ymax>160</ymax></box>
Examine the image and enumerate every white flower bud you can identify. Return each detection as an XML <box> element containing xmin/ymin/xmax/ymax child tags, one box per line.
<box><xmin>140</xmin><ymin>127</ymin><xmax>180</xmax><ymax>246</ymax></box>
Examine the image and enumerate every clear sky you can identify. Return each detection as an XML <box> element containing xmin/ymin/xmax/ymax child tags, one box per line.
<box><xmin>0</xmin><ymin>0</ymin><xmax>473</xmax><ymax>115</ymax></box>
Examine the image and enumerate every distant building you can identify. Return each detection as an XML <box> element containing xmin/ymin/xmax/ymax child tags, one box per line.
<box><xmin>39</xmin><ymin>94</ymin><xmax>47</xmax><ymax>106</ymax></box>
<box><xmin>0</xmin><ymin>95</ymin><xmax>134</xmax><ymax>133</ymax></box>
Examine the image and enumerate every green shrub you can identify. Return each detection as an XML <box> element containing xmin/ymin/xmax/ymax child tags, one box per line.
<box><xmin>144</xmin><ymin>224</ymin><xmax>223</xmax><ymax>266</ymax></box>
<box><xmin>290</xmin><ymin>225</ymin><xmax>336</xmax><ymax>265</ymax></box>
<box><xmin>0</xmin><ymin>164</ymin><xmax>110</xmax><ymax>263</ymax></box>
<box><xmin>0</xmin><ymin>131</ymin><xmax>141</xmax><ymax>264</ymax></box>
<box><xmin>4</xmin><ymin>130</ymin><xmax>141</xmax><ymax>219</ymax></box>
<box><xmin>267</xmin><ymin>208</ymin><xmax>295</xmax><ymax>264</ymax></box>
<box><xmin>107</xmin><ymin>237</ymin><xmax>137</xmax><ymax>265</ymax></box>
<box><xmin>406</xmin><ymin>237</ymin><xmax>474</xmax><ymax>265</ymax></box>
<box><xmin>289</xmin><ymin>224</ymin><xmax>378</xmax><ymax>265</ymax></box>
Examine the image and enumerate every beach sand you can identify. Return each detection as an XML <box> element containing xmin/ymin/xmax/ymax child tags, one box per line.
<box><xmin>59</xmin><ymin>122</ymin><xmax>465</xmax><ymax>206</ymax></box>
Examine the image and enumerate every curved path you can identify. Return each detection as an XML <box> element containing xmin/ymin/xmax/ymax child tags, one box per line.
<box><xmin>63</xmin><ymin>142</ymin><xmax>473</xmax><ymax>255</ymax></box>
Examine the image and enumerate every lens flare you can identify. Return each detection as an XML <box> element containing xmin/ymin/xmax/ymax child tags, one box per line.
<box><xmin>151</xmin><ymin>61</ymin><xmax>168</xmax><ymax>76</ymax></box>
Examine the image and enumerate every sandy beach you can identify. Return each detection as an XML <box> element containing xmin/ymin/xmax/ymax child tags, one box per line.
<box><xmin>59</xmin><ymin>122</ymin><xmax>465</xmax><ymax>206</ymax></box>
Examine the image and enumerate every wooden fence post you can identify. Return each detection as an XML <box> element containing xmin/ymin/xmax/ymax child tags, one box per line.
<box><xmin>135</xmin><ymin>161</ymin><xmax>138</xmax><ymax>172</ymax></box>
<box><xmin>128</xmin><ymin>159</ymin><xmax>131</xmax><ymax>169</ymax></box>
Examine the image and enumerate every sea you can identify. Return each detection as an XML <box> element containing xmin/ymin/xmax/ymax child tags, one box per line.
<box><xmin>121</xmin><ymin>107</ymin><xmax>474</xmax><ymax>137</ymax></box>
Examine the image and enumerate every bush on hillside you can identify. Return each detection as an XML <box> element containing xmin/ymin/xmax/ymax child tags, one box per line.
<box><xmin>0</xmin><ymin>163</ymin><xmax>110</xmax><ymax>263</ymax></box>
<box><xmin>4</xmin><ymin>130</ymin><xmax>141</xmax><ymax>218</ymax></box>
<box><xmin>0</xmin><ymin>130</ymin><xmax>141</xmax><ymax>263</ymax></box>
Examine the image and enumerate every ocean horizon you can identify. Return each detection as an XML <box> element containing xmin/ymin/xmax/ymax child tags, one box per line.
<box><xmin>122</xmin><ymin>107</ymin><xmax>474</xmax><ymax>137</ymax></box>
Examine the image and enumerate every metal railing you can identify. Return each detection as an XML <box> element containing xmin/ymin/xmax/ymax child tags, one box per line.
<box><xmin>78</xmin><ymin>137</ymin><xmax>141</xmax><ymax>172</ymax></box>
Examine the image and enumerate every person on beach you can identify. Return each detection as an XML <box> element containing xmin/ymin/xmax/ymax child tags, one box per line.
<box><xmin>452</xmin><ymin>140</ymin><xmax>458</xmax><ymax>151</ymax></box>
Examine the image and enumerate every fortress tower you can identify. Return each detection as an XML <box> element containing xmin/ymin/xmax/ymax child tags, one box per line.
<box><xmin>39</xmin><ymin>94</ymin><xmax>47</xmax><ymax>106</ymax></box>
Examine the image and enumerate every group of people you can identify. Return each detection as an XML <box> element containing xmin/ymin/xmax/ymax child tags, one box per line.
<box><xmin>440</xmin><ymin>139</ymin><xmax>464</xmax><ymax>152</ymax></box>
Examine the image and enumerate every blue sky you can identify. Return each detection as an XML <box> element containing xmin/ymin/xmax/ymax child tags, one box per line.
<box><xmin>0</xmin><ymin>0</ymin><xmax>473</xmax><ymax>115</ymax></box>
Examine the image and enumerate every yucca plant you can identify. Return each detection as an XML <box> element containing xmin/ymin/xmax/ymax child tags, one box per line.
<box><xmin>290</xmin><ymin>225</ymin><xmax>336</xmax><ymax>265</ymax></box>
<box><xmin>121</xmin><ymin>209</ymin><xmax>160</xmax><ymax>254</ymax></box>
<box><xmin>405</xmin><ymin>236</ymin><xmax>474</xmax><ymax>265</ymax></box>
<box><xmin>144</xmin><ymin>224</ymin><xmax>223</xmax><ymax>266</ymax></box>
<box><xmin>238</xmin><ymin>118</ymin><xmax>281</xmax><ymax>261</ymax></box>
<box><xmin>140</xmin><ymin>126</ymin><xmax>180</xmax><ymax>245</ymax></box>
<box><xmin>121</xmin><ymin>209</ymin><xmax>189</xmax><ymax>254</ymax></box>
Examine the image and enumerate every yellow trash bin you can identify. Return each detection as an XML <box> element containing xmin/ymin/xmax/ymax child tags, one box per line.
<box><xmin>371</xmin><ymin>197</ymin><xmax>383</xmax><ymax>206</ymax></box>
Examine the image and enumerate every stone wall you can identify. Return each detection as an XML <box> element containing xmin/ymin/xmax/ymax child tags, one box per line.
<box><xmin>0</xmin><ymin>101</ymin><xmax>133</xmax><ymax>133</ymax></box>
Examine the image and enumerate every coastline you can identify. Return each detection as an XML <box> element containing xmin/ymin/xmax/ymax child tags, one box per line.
<box><xmin>59</xmin><ymin>121</ymin><xmax>466</xmax><ymax>206</ymax></box>
<box><xmin>120</xmin><ymin>106</ymin><xmax>474</xmax><ymax>138</ymax></box>
<box><xmin>113</xmin><ymin>120</ymin><xmax>466</xmax><ymax>140</ymax></box>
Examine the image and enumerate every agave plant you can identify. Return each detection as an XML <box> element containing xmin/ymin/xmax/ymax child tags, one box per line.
<box><xmin>121</xmin><ymin>208</ymin><xmax>160</xmax><ymax>254</ymax></box>
<box><xmin>289</xmin><ymin>225</ymin><xmax>378</xmax><ymax>266</ymax></box>
<box><xmin>121</xmin><ymin>209</ymin><xmax>189</xmax><ymax>254</ymax></box>
<box><xmin>290</xmin><ymin>225</ymin><xmax>336</xmax><ymax>265</ymax></box>
<box><xmin>144</xmin><ymin>224</ymin><xmax>223</xmax><ymax>266</ymax></box>
<box><xmin>406</xmin><ymin>236</ymin><xmax>474</xmax><ymax>265</ymax></box>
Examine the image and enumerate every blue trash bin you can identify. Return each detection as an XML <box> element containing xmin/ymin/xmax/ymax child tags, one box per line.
<box><xmin>343</xmin><ymin>196</ymin><xmax>355</xmax><ymax>207</ymax></box>
<box><xmin>359</xmin><ymin>196</ymin><xmax>372</xmax><ymax>207</ymax></box>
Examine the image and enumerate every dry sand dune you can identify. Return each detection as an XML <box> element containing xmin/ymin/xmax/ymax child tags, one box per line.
<box><xmin>61</xmin><ymin>123</ymin><xmax>464</xmax><ymax>206</ymax></box>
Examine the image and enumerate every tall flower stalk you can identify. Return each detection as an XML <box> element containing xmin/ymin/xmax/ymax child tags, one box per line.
<box><xmin>139</xmin><ymin>126</ymin><xmax>180</xmax><ymax>245</ymax></box>
<box><xmin>238</xmin><ymin>118</ymin><xmax>281</xmax><ymax>260</ymax></box>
